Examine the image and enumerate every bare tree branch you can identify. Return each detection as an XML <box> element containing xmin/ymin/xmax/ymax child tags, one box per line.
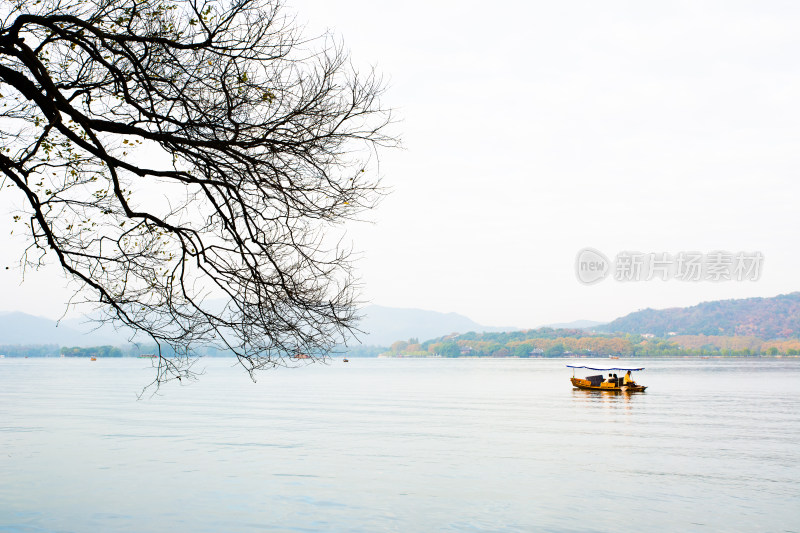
<box><xmin>0</xmin><ymin>0</ymin><xmax>396</xmax><ymax>387</ymax></box>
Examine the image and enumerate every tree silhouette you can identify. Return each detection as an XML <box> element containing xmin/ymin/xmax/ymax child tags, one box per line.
<box><xmin>0</xmin><ymin>0</ymin><xmax>395</xmax><ymax>385</ymax></box>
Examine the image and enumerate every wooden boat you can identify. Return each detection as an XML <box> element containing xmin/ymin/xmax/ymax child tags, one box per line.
<box><xmin>568</xmin><ymin>365</ymin><xmax>647</xmax><ymax>392</ymax></box>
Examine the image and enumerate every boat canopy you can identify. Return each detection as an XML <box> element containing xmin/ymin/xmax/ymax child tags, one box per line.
<box><xmin>566</xmin><ymin>365</ymin><xmax>644</xmax><ymax>371</ymax></box>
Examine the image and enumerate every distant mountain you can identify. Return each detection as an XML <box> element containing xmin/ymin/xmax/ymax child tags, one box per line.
<box><xmin>352</xmin><ymin>305</ymin><xmax>516</xmax><ymax>346</ymax></box>
<box><xmin>0</xmin><ymin>305</ymin><xmax>515</xmax><ymax>349</ymax></box>
<box><xmin>59</xmin><ymin>315</ymin><xmax>137</xmax><ymax>344</ymax></box>
<box><xmin>0</xmin><ymin>311</ymin><xmax>127</xmax><ymax>346</ymax></box>
<box><xmin>7</xmin><ymin>293</ymin><xmax>798</xmax><ymax>350</ymax></box>
<box><xmin>542</xmin><ymin>319</ymin><xmax>606</xmax><ymax>330</ymax></box>
<box><xmin>598</xmin><ymin>292</ymin><xmax>800</xmax><ymax>339</ymax></box>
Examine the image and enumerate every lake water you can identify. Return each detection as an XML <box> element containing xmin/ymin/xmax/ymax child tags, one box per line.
<box><xmin>1</xmin><ymin>357</ymin><xmax>798</xmax><ymax>532</ymax></box>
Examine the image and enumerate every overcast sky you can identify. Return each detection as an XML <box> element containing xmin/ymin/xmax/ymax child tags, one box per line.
<box><xmin>3</xmin><ymin>0</ymin><xmax>800</xmax><ymax>328</ymax></box>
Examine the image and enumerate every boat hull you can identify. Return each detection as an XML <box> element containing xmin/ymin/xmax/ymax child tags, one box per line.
<box><xmin>570</xmin><ymin>377</ymin><xmax>646</xmax><ymax>392</ymax></box>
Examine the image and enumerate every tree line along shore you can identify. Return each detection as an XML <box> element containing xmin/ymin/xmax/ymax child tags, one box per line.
<box><xmin>4</xmin><ymin>329</ymin><xmax>800</xmax><ymax>359</ymax></box>
<box><xmin>381</xmin><ymin>329</ymin><xmax>800</xmax><ymax>358</ymax></box>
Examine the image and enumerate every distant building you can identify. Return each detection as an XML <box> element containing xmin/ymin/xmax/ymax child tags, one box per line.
<box><xmin>492</xmin><ymin>347</ymin><xmax>511</xmax><ymax>358</ymax></box>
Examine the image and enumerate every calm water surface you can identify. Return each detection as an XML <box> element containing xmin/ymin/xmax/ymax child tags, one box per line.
<box><xmin>1</xmin><ymin>358</ymin><xmax>798</xmax><ymax>532</ymax></box>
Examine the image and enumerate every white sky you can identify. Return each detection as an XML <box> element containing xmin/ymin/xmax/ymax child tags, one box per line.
<box><xmin>3</xmin><ymin>0</ymin><xmax>800</xmax><ymax>328</ymax></box>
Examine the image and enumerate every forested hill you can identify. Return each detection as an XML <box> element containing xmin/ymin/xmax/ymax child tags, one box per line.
<box><xmin>598</xmin><ymin>292</ymin><xmax>800</xmax><ymax>339</ymax></box>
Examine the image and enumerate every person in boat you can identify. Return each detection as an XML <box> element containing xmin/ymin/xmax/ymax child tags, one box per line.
<box><xmin>606</xmin><ymin>373</ymin><xmax>614</xmax><ymax>383</ymax></box>
<box><xmin>623</xmin><ymin>370</ymin><xmax>633</xmax><ymax>385</ymax></box>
